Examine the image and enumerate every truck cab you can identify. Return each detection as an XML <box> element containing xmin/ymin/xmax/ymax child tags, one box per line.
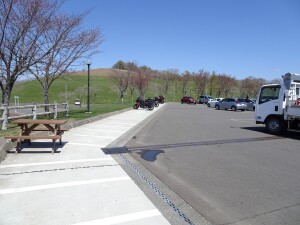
<box><xmin>255</xmin><ymin>73</ymin><xmax>300</xmax><ymax>134</ymax></box>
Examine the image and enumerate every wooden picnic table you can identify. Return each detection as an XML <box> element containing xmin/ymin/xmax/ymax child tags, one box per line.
<box><xmin>5</xmin><ymin>119</ymin><xmax>68</xmax><ymax>154</ymax></box>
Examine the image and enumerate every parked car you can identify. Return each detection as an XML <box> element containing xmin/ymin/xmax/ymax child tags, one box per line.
<box><xmin>245</xmin><ymin>99</ymin><xmax>256</xmax><ymax>111</ymax></box>
<box><xmin>181</xmin><ymin>96</ymin><xmax>197</xmax><ymax>104</ymax></box>
<box><xmin>207</xmin><ymin>98</ymin><xmax>224</xmax><ymax>108</ymax></box>
<box><xmin>198</xmin><ymin>95</ymin><xmax>212</xmax><ymax>104</ymax></box>
<box><xmin>215</xmin><ymin>98</ymin><xmax>247</xmax><ymax>111</ymax></box>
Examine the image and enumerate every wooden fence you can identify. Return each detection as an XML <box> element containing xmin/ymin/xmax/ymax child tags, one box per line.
<box><xmin>0</xmin><ymin>102</ymin><xmax>69</xmax><ymax>130</ymax></box>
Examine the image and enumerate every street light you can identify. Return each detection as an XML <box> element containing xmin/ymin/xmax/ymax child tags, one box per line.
<box><xmin>86</xmin><ymin>60</ymin><xmax>92</xmax><ymax>113</ymax></box>
<box><xmin>14</xmin><ymin>96</ymin><xmax>19</xmax><ymax>112</ymax></box>
<box><xmin>64</xmin><ymin>77</ymin><xmax>71</xmax><ymax>103</ymax></box>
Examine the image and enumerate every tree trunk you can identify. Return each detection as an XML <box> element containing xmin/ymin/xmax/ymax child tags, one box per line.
<box><xmin>2</xmin><ymin>87</ymin><xmax>11</xmax><ymax>105</ymax></box>
<box><xmin>43</xmin><ymin>86</ymin><xmax>50</xmax><ymax>112</ymax></box>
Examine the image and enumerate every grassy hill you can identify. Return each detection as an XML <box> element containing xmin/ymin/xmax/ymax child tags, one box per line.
<box><xmin>9</xmin><ymin>68</ymin><xmax>183</xmax><ymax>105</ymax></box>
<box><xmin>0</xmin><ymin>68</ymin><xmax>185</xmax><ymax>135</ymax></box>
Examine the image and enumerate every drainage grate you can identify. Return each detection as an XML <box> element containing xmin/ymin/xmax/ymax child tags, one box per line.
<box><xmin>101</xmin><ymin>147</ymin><xmax>129</xmax><ymax>154</ymax></box>
<box><xmin>119</xmin><ymin>153</ymin><xmax>195</xmax><ymax>225</ymax></box>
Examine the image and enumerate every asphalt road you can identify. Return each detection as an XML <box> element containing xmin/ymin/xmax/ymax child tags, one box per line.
<box><xmin>125</xmin><ymin>103</ymin><xmax>300</xmax><ymax>225</ymax></box>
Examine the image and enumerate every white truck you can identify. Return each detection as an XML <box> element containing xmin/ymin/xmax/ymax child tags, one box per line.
<box><xmin>255</xmin><ymin>73</ymin><xmax>300</xmax><ymax>134</ymax></box>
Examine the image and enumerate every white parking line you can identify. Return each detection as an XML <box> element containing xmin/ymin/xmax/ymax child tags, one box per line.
<box><xmin>0</xmin><ymin>177</ymin><xmax>130</xmax><ymax>195</ymax></box>
<box><xmin>85</xmin><ymin>124</ymin><xmax>132</xmax><ymax>128</ymax></box>
<box><xmin>72</xmin><ymin>209</ymin><xmax>161</xmax><ymax>225</ymax></box>
<box><xmin>0</xmin><ymin>158</ymin><xmax>114</xmax><ymax>169</ymax></box>
<box><xmin>71</xmin><ymin>134</ymin><xmax>116</xmax><ymax>139</ymax></box>
<box><xmin>80</xmin><ymin>128</ymin><xmax>123</xmax><ymax>133</ymax></box>
<box><xmin>100</xmin><ymin>122</ymin><xmax>136</xmax><ymax>125</ymax></box>
<box><xmin>66</xmin><ymin>143</ymin><xmax>102</xmax><ymax>147</ymax></box>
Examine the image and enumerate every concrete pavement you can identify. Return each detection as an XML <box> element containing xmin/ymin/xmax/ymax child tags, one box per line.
<box><xmin>0</xmin><ymin>104</ymin><xmax>171</xmax><ymax>225</ymax></box>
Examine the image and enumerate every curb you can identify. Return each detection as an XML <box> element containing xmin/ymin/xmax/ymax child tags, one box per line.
<box><xmin>0</xmin><ymin>107</ymin><xmax>132</xmax><ymax>163</ymax></box>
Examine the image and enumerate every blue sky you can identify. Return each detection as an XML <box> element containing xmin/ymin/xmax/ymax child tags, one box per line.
<box><xmin>61</xmin><ymin>0</ymin><xmax>300</xmax><ymax>80</ymax></box>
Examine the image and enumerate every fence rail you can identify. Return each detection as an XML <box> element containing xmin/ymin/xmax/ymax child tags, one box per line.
<box><xmin>0</xmin><ymin>102</ymin><xmax>69</xmax><ymax>130</ymax></box>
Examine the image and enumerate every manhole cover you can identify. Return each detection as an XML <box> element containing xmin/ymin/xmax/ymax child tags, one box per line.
<box><xmin>101</xmin><ymin>147</ymin><xmax>129</xmax><ymax>154</ymax></box>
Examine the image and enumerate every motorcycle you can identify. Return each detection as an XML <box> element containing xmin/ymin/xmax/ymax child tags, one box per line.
<box><xmin>155</xmin><ymin>95</ymin><xmax>165</xmax><ymax>104</ymax></box>
<box><xmin>147</xmin><ymin>97</ymin><xmax>159</xmax><ymax>107</ymax></box>
<box><xmin>133</xmin><ymin>97</ymin><xmax>154</xmax><ymax>110</ymax></box>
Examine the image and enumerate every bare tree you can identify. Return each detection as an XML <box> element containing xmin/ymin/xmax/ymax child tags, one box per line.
<box><xmin>158</xmin><ymin>70</ymin><xmax>175</xmax><ymax>97</ymax></box>
<box><xmin>208</xmin><ymin>71</ymin><xmax>217</xmax><ymax>96</ymax></box>
<box><xmin>268</xmin><ymin>78</ymin><xmax>281</xmax><ymax>84</ymax></box>
<box><xmin>0</xmin><ymin>0</ymin><xmax>102</xmax><ymax>106</ymax></box>
<box><xmin>0</xmin><ymin>0</ymin><xmax>60</xmax><ymax>104</ymax></box>
<box><xmin>29</xmin><ymin>10</ymin><xmax>102</xmax><ymax>107</ymax></box>
<box><xmin>172</xmin><ymin>71</ymin><xmax>180</xmax><ymax>101</ymax></box>
<box><xmin>125</xmin><ymin>61</ymin><xmax>139</xmax><ymax>72</ymax></box>
<box><xmin>194</xmin><ymin>69</ymin><xmax>210</xmax><ymax>96</ymax></box>
<box><xmin>111</xmin><ymin>70</ymin><xmax>129</xmax><ymax>103</ymax></box>
<box><xmin>125</xmin><ymin>62</ymin><xmax>138</xmax><ymax>103</ymax></box>
<box><xmin>128</xmin><ymin>72</ymin><xmax>136</xmax><ymax>103</ymax></box>
<box><xmin>181</xmin><ymin>71</ymin><xmax>191</xmax><ymax>95</ymax></box>
<box><xmin>134</xmin><ymin>67</ymin><xmax>152</xmax><ymax>98</ymax></box>
<box><xmin>240</xmin><ymin>76</ymin><xmax>266</xmax><ymax>98</ymax></box>
<box><xmin>215</xmin><ymin>74</ymin><xmax>237</xmax><ymax>97</ymax></box>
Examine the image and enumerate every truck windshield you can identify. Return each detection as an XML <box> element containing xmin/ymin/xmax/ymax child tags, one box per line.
<box><xmin>259</xmin><ymin>85</ymin><xmax>281</xmax><ymax>104</ymax></box>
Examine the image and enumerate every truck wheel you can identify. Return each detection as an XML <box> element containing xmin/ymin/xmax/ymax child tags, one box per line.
<box><xmin>266</xmin><ymin>117</ymin><xmax>284</xmax><ymax>135</ymax></box>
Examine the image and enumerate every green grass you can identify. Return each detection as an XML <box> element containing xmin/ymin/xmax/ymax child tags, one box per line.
<box><xmin>66</xmin><ymin>103</ymin><xmax>132</xmax><ymax>120</ymax></box>
<box><xmin>0</xmin><ymin>70</ymin><xmax>162</xmax><ymax>136</ymax></box>
<box><xmin>10</xmin><ymin>72</ymin><xmax>187</xmax><ymax>105</ymax></box>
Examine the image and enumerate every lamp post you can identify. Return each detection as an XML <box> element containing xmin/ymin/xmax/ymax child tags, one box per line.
<box><xmin>86</xmin><ymin>60</ymin><xmax>92</xmax><ymax>113</ymax></box>
<box><xmin>64</xmin><ymin>77</ymin><xmax>71</xmax><ymax>103</ymax></box>
<box><xmin>14</xmin><ymin>96</ymin><xmax>19</xmax><ymax>112</ymax></box>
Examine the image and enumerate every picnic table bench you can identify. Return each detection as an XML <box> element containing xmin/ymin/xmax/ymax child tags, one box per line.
<box><xmin>4</xmin><ymin>119</ymin><xmax>68</xmax><ymax>154</ymax></box>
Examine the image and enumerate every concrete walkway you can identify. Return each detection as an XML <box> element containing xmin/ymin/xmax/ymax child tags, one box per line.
<box><xmin>0</xmin><ymin>105</ymin><xmax>171</xmax><ymax>225</ymax></box>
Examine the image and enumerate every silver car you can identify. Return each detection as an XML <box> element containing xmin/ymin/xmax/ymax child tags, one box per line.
<box><xmin>215</xmin><ymin>98</ymin><xmax>247</xmax><ymax>111</ymax></box>
<box><xmin>245</xmin><ymin>99</ymin><xmax>256</xmax><ymax>111</ymax></box>
<box><xmin>207</xmin><ymin>98</ymin><xmax>224</xmax><ymax>108</ymax></box>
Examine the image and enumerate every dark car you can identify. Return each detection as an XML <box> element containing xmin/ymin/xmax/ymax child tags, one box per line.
<box><xmin>181</xmin><ymin>96</ymin><xmax>197</xmax><ymax>104</ymax></box>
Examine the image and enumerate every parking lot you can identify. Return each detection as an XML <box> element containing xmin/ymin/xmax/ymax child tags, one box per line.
<box><xmin>124</xmin><ymin>103</ymin><xmax>300</xmax><ymax>225</ymax></box>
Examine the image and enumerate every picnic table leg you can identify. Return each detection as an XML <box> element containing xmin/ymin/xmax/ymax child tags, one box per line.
<box><xmin>52</xmin><ymin>139</ymin><xmax>56</xmax><ymax>154</ymax></box>
<box><xmin>15</xmin><ymin>139</ymin><xmax>20</xmax><ymax>154</ymax></box>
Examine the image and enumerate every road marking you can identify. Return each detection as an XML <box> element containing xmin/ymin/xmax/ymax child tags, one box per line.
<box><xmin>0</xmin><ymin>177</ymin><xmax>130</xmax><ymax>195</ymax></box>
<box><xmin>100</xmin><ymin>122</ymin><xmax>137</xmax><ymax>125</ymax></box>
<box><xmin>81</xmin><ymin>128</ymin><xmax>123</xmax><ymax>133</ymax></box>
<box><xmin>71</xmin><ymin>134</ymin><xmax>116</xmax><ymax>139</ymax></box>
<box><xmin>86</xmin><ymin>124</ymin><xmax>132</xmax><ymax>128</ymax></box>
<box><xmin>72</xmin><ymin>209</ymin><xmax>161</xmax><ymax>225</ymax></box>
<box><xmin>66</xmin><ymin>142</ymin><xmax>102</xmax><ymax>147</ymax></box>
<box><xmin>0</xmin><ymin>158</ymin><xmax>114</xmax><ymax>169</ymax></box>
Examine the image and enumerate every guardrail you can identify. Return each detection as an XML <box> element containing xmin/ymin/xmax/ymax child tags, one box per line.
<box><xmin>0</xmin><ymin>102</ymin><xmax>69</xmax><ymax>130</ymax></box>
